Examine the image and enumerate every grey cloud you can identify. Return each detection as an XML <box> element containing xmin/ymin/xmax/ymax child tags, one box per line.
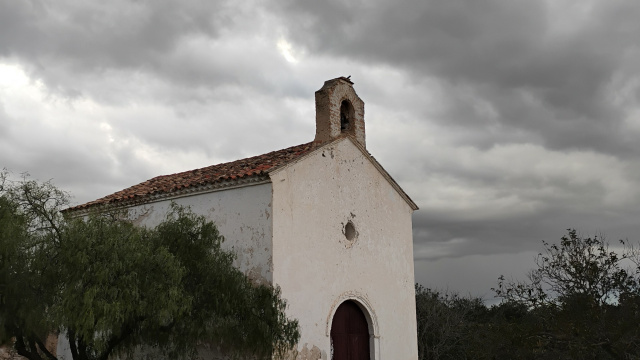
<box><xmin>0</xmin><ymin>109</ymin><xmax>162</xmax><ymax>205</ymax></box>
<box><xmin>280</xmin><ymin>0</ymin><xmax>547</xmax><ymax>89</ymax></box>
<box><xmin>0</xmin><ymin>0</ymin><xmax>224</xmax><ymax>67</ymax></box>
<box><xmin>414</xmin><ymin>250</ymin><xmax>540</xmax><ymax>300</ymax></box>
<box><xmin>278</xmin><ymin>0</ymin><xmax>640</xmax><ymax>155</ymax></box>
<box><xmin>0</xmin><ymin>0</ymin><xmax>299</xmax><ymax>101</ymax></box>
<box><xmin>412</xmin><ymin>204</ymin><xmax>635</xmax><ymax>262</ymax></box>
<box><xmin>0</xmin><ymin>105</ymin><xmax>7</xmax><ymax>140</ymax></box>
<box><xmin>410</xmin><ymin>161</ymin><xmax>640</xmax><ymax>256</ymax></box>
<box><xmin>0</xmin><ymin>0</ymin><xmax>317</xmax><ymax>177</ymax></box>
<box><xmin>2</xmin><ymin>0</ymin><xmax>640</xmax><ymax>299</ymax></box>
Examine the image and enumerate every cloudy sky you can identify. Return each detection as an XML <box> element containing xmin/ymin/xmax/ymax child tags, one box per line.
<box><xmin>2</xmin><ymin>0</ymin><xmax>640</xmax><ymax>300</ymax></box>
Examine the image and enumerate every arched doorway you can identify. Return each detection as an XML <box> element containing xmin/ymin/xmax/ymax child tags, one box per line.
<box><xmin>330</xmin><ymin>300</ymin><xmax>371</xmax><ymax>360</ymax></box>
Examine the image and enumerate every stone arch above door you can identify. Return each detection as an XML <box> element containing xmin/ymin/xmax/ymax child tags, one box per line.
<box><xmin>326</xmin><ymin>291</ymin><xmax>379</xmax><ymax>338</ymax></box>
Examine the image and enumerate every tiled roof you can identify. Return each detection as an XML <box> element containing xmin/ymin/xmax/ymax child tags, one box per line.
<box><xmin>67</xmin><ymin>142</ymin><xmax>315</xmax><ymax>212</ymax></box>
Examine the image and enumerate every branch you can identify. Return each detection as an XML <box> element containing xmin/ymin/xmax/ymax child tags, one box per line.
<box><xmin>68</xmin><ymin>330</ymin><xmax>80</xmax><ymax>360</ymax></box>
<box><xmin>22</xmin><ymin>185</ymin><xmax>63</xmax><ymax>241</ymax></box>
<box><xmin>5</xmin><ymin>323</ymin><xmax>43</xmax><ymax>360</ymax></box>
<box><xmin>78</xmin><ymin>337</ymin><xmax>90</xmax><ymax>360</ymax></box>
<box><xmin>96</xmin><ymin>322</ymin><xmax>139</xmax><ymax>360</ymax></box>
<box><xmin>28</xmin><ymin>337</ymin><xmax>40</xmax><ymax>358</ymax></box>
<box><xmin>14</xmin><ymin>335</ymin><xmax>42</xmax><ymax>360</ymax></box>
<box><xmin>32</xmin><ymin>334</ymin><xmax>59</xmax><ymax>360</ymax></box>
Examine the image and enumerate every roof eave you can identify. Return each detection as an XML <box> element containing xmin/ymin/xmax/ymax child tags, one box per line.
<box><xmin>64</xmin><ymin>174</ymin><xmax>271</xmax><ymax>216</ymax></box>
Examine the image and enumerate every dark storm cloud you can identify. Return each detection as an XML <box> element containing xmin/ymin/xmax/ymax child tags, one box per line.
<box><xmin>2</xmin><ymin>0</ymin><xmax>639</xmax><ymax>297</ymax></box>
<box><xmin>0</xmin><ymin>0</ymin><xmax>300</xmax><ymax>100</ymax></box>
<box><xmin>412</xmin><ymin>204</ymin><xmax>634</xmax><ymax>261</ymax></box>
<box><xmin>271</xmin><ymin>0</ymin><xmax>640</xmax><ymax>282</ymax></box>
<box><xmin>278</xmin><ymin>0</ymin><xmax>640</xmax><ymax>155</ymax></box>
<box><xmin>0</xmin><ymin>0</ymin><xmax>316</xmax><ymax>203</ymax></box>
<box><xmin>0</xmin><ymin>1</ymin><xmax>223</xmax><ymax>67</ymax></box>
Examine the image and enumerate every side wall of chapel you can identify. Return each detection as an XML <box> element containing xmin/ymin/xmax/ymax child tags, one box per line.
<box><xmin>123</xmin><ymin>182</ymin><xmax>274</xmax><ymax>284</ymax></box>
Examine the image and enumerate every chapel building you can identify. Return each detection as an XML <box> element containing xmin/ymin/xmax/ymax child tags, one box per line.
<box><xmin>70</xmin><ymin>77</ymin><xmax>419</xmax><ymax>359</ymax></box>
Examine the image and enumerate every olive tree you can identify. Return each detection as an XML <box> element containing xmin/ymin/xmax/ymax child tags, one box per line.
<box><xmin>0</xmin><ymin>171</ymin><xmax>299</xmax><ymax>360</ymax></box>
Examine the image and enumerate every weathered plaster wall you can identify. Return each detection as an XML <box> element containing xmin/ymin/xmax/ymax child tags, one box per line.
<box><xmin>271</xmin><ymin>138</ymin><xmax>418</xmax><ymax>359</ymax></box>
<box><xmin>126</xmin><ymin>182</ymin><xmax>274</xmax><ymax>283</ymax></box>
<box><xmin>56</xmin><ymin>183</ymin><xmax>274</xmax><ymax>360</ymax></box>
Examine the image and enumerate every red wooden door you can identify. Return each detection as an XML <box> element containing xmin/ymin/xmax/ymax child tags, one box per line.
<box><xmin>331</xmin><ymin>301</ymin><xmax>370</xmax><ymax>360</ymax></box>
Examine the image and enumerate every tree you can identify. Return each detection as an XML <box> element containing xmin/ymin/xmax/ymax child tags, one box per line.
<box><xmin>0</xmin><ymin>171</ymin><xmax>299</xmax><ymax>360</ymax></box>
<box><xmin>415</xmin><ymin>230</ymin><xmax>640</xmax><ymax>359</ymax></box>
<box><xmin>494</xmin><ymin>229</ymin><xmax>640</xmax><ymax>359</ymax></box>
<box><xmin>415</xmin><ymin>285</ymin><xmax>491</xmax><ymax>360</ymax></box>
<box><xmin>495</xmin><ymin>229</ymin><xmax>637</xmax><ymax>308</ymax></box>
<box><xmin>1</xmin><ymin>171</ymin><xmax>65</xmax><ymax>360</ymax></box>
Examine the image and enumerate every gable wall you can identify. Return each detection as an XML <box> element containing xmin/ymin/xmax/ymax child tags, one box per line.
<box><xmin>270</xmin><ymin>139</ymin><xmax>418</xmax><ymax>359</ymax></box>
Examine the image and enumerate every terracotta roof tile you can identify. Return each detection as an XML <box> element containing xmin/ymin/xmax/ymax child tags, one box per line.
<box><xmin>67</xmin><ymin>142</ymin><xmax>314</xmax><ymax>212</ymax></box>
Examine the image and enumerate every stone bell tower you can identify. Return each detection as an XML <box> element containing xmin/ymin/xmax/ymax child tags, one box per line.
<box><xmin>314</xmin><ymin>76</ymin><xmax>366</xmax><ymax>148</ymax></box>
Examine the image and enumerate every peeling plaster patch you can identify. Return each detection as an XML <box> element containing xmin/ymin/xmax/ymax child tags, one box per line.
<box><xmin>207</xmin><ymin>206</ymin><xmax>216</xmax><ymax>216</ymax></box>
<box><xmin>246</xmin><ymin>266</ymin><xmax>267</xmax><ymax>285</ymax></box>
<box><xmin>130</xmin><ymin>206</ymin><xmax>152</xmax><ymax>226</ymax></box>
<box><xmin>287</xmin><ymin>343</ymin><xmax>325</xmax><ymax>360</ymax></box>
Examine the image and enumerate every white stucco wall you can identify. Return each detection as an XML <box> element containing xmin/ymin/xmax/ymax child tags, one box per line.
<box><xmin>125</xmin><ymin>182</ymin><xmax>274</xmax><ymax>283</ymax></box>
<box><xmin>56</xmin><ymin>183</ymin><xmax>274</xmax><ymax>360</ymax></box>
<box><xmin>270</xmin><ymin>138</ymin><xmax>418</xmax><ymax>360</ymax></box>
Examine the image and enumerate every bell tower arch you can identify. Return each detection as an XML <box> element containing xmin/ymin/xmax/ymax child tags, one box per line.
<box><xmin>314</xmin><ymin>77</ymin><xmax>365</xmax><ymax>148</ymax></box>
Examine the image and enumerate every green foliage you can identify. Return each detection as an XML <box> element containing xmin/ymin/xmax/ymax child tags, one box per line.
<box><xmin>0</xmin><ymin>171</ymin><xmax>299</xmax><ymax>360</ymax></box>
<box><xmin>415</xmin><ymin>286</ymin><xmax>540</xmax><ymax>360</ymax></box>
<box><xmin>1</xmin><ymin>171</ymin><xmax>65</xmax><ymax>360</ymax></box>
<box><xmin>495</xmin><ymin>229</ymin><xmax>636</xmax><ymax>308</ymax></box>
<box><xmin>493</xmin><ymin>229</ymin><xmax>640</xmax><ymax>359</ymax></box>
<box><xmin>415</xmin><ymin>285</ymin><xmax>486</xmax><ymax>360</ymax></box>
<box><xmin>58</xmin><ymin>211</ymin><xmax>188</xmax><ymax>360</ymax></box>
<box><xmin>417</xmin><ymin>229</ymin><xmax>640</xmax><ymax>360</ymax></box>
